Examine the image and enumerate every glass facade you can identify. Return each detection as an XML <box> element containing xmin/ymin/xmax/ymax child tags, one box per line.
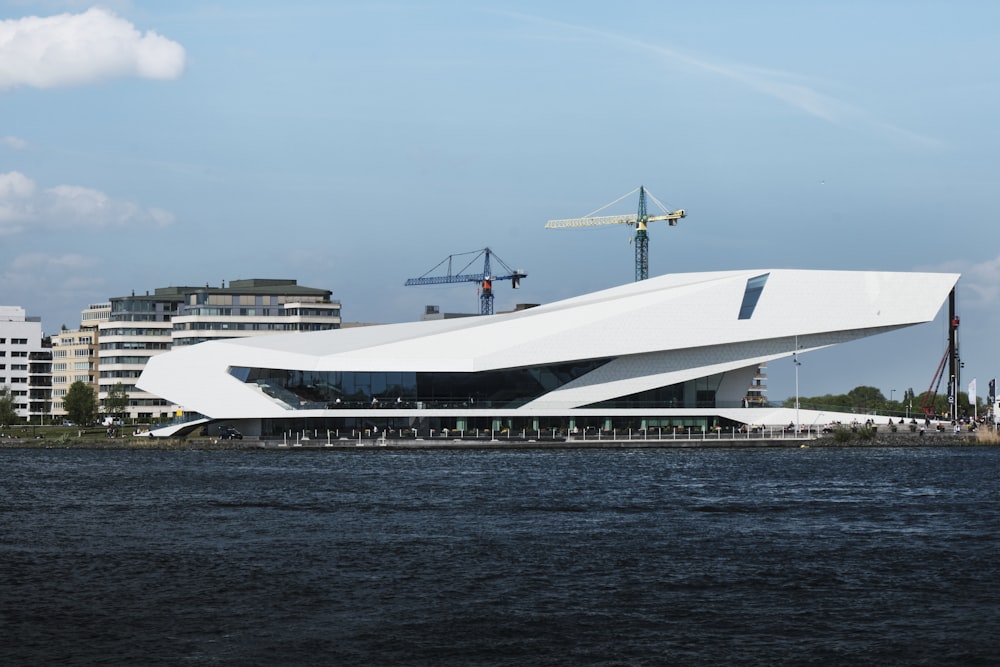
<box><xmin>229</xmin><ymin>362</ymin><xmax>728</xmax><ymax>412</ymax></box>
<box><xmin>585</xmin><ymin>373</ymin><xmax>724</xmax><ymax>409</ymax></box>
<box><xmin>231</xmin><ymin>359</ymin><xmax>613</xmax><ymax>410</ymax></box>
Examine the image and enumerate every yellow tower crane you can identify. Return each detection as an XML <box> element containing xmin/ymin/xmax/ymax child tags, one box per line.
<box><xmin>545</xmin><ymin>186</ymin><xmax>686</xmax><ymax>281</ymax></box>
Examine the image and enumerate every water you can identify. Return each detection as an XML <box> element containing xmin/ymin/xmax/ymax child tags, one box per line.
<box><xmin>2</xmin><ymin>446</ymin><xmax>999</xmax><ymax>666</ymax></box>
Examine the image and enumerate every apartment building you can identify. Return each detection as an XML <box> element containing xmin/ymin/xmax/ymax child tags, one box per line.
<box><xmin>51</xmin><ymin>304</ymin><xmax>110</xmax><ymax>418</ymax></box>
<box><xmin>170</xmin><ymin>279</ymin><xmax>340</xmax><ymax>346</ymax></box>
<box><xmin>0</xmin><ymin>306</ymin><xmax>45</xmax><ymax>420</ymax></box>
<box><xmin>98</xmin><ymin>279</ymin><xmax>340</xmax><ymax>422</ymax></box>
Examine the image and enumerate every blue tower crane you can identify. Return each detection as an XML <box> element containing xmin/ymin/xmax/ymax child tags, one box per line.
<box><xmin>405</xmin><ymin>247</ymin><xmax>526</xmax><ymax>315</ymax></box>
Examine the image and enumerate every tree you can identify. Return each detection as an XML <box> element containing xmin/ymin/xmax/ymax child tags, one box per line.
<box><xmin>103</xmin><ymin>382</ymin><xmax>128</xmax><ymax>422</ymax></box>
<box><xmin>0</xmin><ymin>386</ymin><xmax>17</xmax><ymax>427</ymax></box>
<box><xmin>847</xmin><ymin>386</ymin><xmax>884</xmax><ymax>413</ymax></box>
<box><xmin>64</xmin><ymin>381</ymin><xmax>97</xmax><ymax>426</ymax></box>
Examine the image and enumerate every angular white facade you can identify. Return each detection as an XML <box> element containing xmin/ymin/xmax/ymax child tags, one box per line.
<box><xmin>137</xmin><ymin>269</ymin><xmax>959</xmax><ymax>435</ymax></box>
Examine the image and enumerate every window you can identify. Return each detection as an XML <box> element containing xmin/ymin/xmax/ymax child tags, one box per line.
<box><xmin>738</xmin><ymin>273</ymin><xmax>769</xmax><ymax>320</ymax></box>
<box><xmin>12</xmin><ymin>338</ymin><xmax>27</xmax><ymax>345</ymax></box>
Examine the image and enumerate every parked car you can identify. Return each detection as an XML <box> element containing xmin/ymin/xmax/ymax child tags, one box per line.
<box><xmin>219</xmin><ymin>427</ymin><xmax>243</xmax><ymax>440</ymax></box>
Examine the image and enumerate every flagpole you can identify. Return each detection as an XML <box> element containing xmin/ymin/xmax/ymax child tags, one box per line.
<box><xmin>969</xmin><ymin>377</ymin><xmax>977</xmax><ymax>424</ymax></box>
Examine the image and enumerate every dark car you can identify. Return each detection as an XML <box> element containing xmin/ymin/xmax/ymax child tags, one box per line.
<box><xmin>219</xmin><ymin>427</ymin><xmax>243</xmax><ymax>440</ymax></box>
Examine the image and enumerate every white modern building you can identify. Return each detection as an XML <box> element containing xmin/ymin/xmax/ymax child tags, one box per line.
<box><xmin>0</xmin><ymin>306</ymin><xmax>46</xmax><ymax>420</ymax></box>
<box><xmin>137</xmin><ymin>269</ymin><xmax>960</xmax><ymax>438</ymax></box>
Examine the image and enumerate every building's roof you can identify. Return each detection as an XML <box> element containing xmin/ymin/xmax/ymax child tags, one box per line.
<box><xmin>137</xmin><ymin>269</ymin><xmax>960</xmax><ymax>418</ymax></box>
<box><xmin>112</xmin><ymin>279</ymin><xmax>333</xmax><ymax>301</ymax></box>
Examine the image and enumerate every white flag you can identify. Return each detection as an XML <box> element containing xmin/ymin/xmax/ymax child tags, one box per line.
<box><xmin>968</xmin><ymin>378</ymin><xmax>977</xmax><ymax>404</ymax></box>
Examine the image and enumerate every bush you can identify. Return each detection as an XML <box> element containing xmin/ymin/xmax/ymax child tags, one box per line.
<box><xmin>831</xmin><ymin>425</ymin><xmax>876</xmax><ymax>443</ymax></box>
<box><xmin>832</xmin><ymin>427</ymin><xmax>854</xmax><ymax>443</ymax></box>
<box><xmin>856</xmin><ymin>426</ymin><xmax>877</xmax><ymax>441</ymax></box>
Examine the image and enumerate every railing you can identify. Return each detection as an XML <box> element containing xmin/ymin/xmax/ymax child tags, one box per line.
<box><xmin>266</xmin><ymin>425</ymin><xmax>823</xmax><ymax>446</ymax></box>
<box><xmin>570</xmin><ymin>426</ymin><xmax>820</xmax><ymax>441</ymax></box>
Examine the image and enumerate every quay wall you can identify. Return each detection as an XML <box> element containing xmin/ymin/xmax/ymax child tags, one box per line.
<box><xmin>0</xmin><ymin>429</ymin><xmax>987</xmax><ymax>450</ymax></box>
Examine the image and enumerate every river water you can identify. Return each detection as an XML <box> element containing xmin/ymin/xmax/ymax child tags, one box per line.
<box><xmin>2</xmin><ymin>446</ymin><xmax>999</xmax><ymax>666</ymax></box>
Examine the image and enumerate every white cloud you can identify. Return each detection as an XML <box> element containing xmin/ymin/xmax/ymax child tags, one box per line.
<box><xmin>637</xmin><ymin>40</ymin><xmax>945</xmax><ymax>148</ymax></box>
<box><xmin>0</xmin><ymin>170</ymin><xmax>174</xmax><ymax>235</ymax></box>
<box><xmin>2</xmin><ymin>135</ymin><xmax>29</xmax><ymax>150</ymax></box>
<box><xmin>504</xmin><ymin>11</ymin><xmax>943</xmax><ymax>149</ymax></box>
<box><xmin>0</xmin><ymin>7</ymin><xmax>186</xmax><ymax>90</ymax></box>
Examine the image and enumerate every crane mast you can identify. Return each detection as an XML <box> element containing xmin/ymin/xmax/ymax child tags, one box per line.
<box><xmin>635</xmin><ymin>187</ymin><xmax>649</xmax><ymax>282</ymax></box>
<box><xmin>920</xmin><ymin>288</ymin><xmax>960</xmax><ymax>419</ymax></box>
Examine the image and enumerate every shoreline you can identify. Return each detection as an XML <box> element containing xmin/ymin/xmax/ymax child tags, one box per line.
<box><xmin>0</xmin><ymin>431</ymin><xmax>988</xmax><ymax>451</ymax></box>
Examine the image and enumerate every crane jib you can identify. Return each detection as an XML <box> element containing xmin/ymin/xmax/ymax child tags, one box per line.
<box><xmin>545</xmin><ymin>210</ymin><xmax>684</xmax><ymax>229</ymax></box>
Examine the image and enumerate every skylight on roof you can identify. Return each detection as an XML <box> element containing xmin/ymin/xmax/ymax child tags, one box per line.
<box><xmin>738</xmin><ymin>273</ymin><xmax>769</xmax><ymax>320</ymax></box>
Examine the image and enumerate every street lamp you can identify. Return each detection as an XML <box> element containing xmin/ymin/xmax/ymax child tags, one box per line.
<box><xmin>950</xmin><ymin>374</ymin><xmax>956</xmax><ymax>422</ymax></box>
<box><xmin>793</xmin><ymin>350</ymin><xmax>801</xmax><ymax>435</ymax></box>
<box><xmin>891</xmin><ymin>389</ymin><xmax>895</xmax><ymax>417</ymax></box>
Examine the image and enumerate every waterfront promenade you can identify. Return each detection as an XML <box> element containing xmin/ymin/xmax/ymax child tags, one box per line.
<box><xmin>0</xmin><ymin>426</ymin><xmax>983</xmax><ymax>450</ymax></box>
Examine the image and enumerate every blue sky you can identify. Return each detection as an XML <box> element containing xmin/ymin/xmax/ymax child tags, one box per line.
<box><xmin>1</xmin><ymin>1</ymin><xmax>998</xmax><ymax>404</ymax></box>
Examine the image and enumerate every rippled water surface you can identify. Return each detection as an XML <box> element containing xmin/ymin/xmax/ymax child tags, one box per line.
<box><xmin>2</xmin><ymin>446</ymin><xmax>999</xmax><ymax>665</ymax></box>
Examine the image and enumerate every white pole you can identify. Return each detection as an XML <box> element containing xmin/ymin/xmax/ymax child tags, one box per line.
<box><xmin>794</xmin><ymin>337</ymin><xmax>801</xmax><ymax>436</ymax></box>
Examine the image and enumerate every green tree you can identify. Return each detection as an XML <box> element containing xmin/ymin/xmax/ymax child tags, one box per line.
<box><xmin>847</xmin><ymin>386</ymin><xmax>884</xmax><ymax>413</ymax></box>
<box><xmin>64</xmin><ymin>381</ymin><xmax>97</xmax><ymax>426</ymax></box>
<box><xmin>0</xmin><ymin>386</ymin><xmax>18</xmax><ymax>427</ymax></box>
<box><xmin>103</xmin><ymin>382</ymin><xmax>128</xmax><ymax>422</ymax></box>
